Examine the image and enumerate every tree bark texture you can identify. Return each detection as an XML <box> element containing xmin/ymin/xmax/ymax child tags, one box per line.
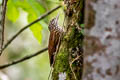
<box><xmin>0</xmin><ymin>6</ymin><xmax>2</xmax><ymax>49</ymax></box>
<box><xmin>83</xmin><ymin>0</ymin><xmax>120</xmax><ymax>80</ymax></box>
<box><xmin>52</xmin><ymin>0</ymin><xmax>84</xmax><ymax>80</ymax></box>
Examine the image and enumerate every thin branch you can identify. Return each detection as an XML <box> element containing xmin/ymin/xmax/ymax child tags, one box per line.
<box><xmin>1</xmin><ymin>5</ymin><xmax>61</xmax><ymax>53</ymax></box>
<box><xmin>0</xmin><ymin>47</ymin><xmax>48</xmax><ymax>69</ymax></box>
<box><xmin>0</xmin><ymin>0</ymin><xmax>8</xmax><ymax>55</ymax></box>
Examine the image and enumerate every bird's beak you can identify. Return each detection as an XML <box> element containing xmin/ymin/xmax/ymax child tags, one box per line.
<box><xmin>55</xmin><ymin>14</ymin><xmax>59</xmax><ymax>24</ymax></box>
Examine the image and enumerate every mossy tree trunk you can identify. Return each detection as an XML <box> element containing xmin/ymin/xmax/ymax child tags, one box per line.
<box><xmin>52</xmin><ymin>0</ymin><xmax>84</xmax><ymax>80</ymax></box>
<box><xmin>82</xmin><ymin>0</ymin><xmax>120</xmax><ymax>80</ymax></box>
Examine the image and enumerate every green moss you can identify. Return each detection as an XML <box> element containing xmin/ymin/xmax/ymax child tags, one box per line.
<box><xmin>53</xmin><ymin>25</ymin><xmax>83</xmax><ymax>79</ymax></box>
<box><xmin>53</xmin><ymin>38</ymin><xmax>81</xmax><ymax>80</ymax></box>
<box><xmin>66</xmin><ymin>27</ymin><xmax>83</xmax><ymax>49</ymax></box>
<box><xmin>52</xmin><ymin>46</ymin><xmax>72</xmax><ymax>80</ymax></box>
<box><xmin>52</xmin><ymin>0</ymin><xmax>84</xmax><ymax>79</ymax></box>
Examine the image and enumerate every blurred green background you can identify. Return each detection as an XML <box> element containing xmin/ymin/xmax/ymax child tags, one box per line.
<box><xmin>0</xmin><ymin>0</ymin><xmax>64</xmax><ymax>80</ymax></box>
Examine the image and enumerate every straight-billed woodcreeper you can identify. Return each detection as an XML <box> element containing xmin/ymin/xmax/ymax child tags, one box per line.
<box><xmin>48</xmin><ymin>15</ymin><xmax>64</xmax><ymax>66</ymax></box>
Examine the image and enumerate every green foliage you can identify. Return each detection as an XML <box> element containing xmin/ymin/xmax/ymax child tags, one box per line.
<box><xmin>7</xmin><ymin>0</ymin><xmax>19</xmax><ymax>22</ymax></box>
<box><xmin>6</xmin><ymin>0</ymin><xmax>47</xmax><ymax>43</ymax></box>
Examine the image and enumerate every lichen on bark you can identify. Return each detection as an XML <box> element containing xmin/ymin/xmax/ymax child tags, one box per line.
<box><xmin>52</xmin><ymin>0</ymin><xmax>84</xmax><ymax>80</ymax></box>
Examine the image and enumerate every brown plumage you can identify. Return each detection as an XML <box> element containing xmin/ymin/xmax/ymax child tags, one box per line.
<box><xmin>48</xmin><ymin>15</ymin><xmax>63</xmax><ymax>66</ymax></box>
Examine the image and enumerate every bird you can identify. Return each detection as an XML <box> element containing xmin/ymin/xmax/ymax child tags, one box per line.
<box><xmin>48</xmin><ymin>14</ymin><xmax>64</xmax><ymax>66</ymax></box>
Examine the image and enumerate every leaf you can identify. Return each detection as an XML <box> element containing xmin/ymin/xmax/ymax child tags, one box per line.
<box><xmin>30</xmin><ymin>24</ymin><xmax>42</xmax><ymax>44</ymax></box>
<box><xmin>26</xmin><ymin>0</ymin><xmax>45</xmax><ymax>15</ymax></box>
<box><xmin>7</xmin><ymin>0</ymin><xmax>19</xmax><ymax>22</ymax></box>
<box><xmin>28</xmin><ymin>13</ymin><xmax>42</xmax><ymax>43</ymax></box>
<box><xmin>15</xmin><ymin>0</ymin><xmax>46</xmax><ymax>43</ymax></box>
<box><xmin>7</xmin><ymin>0</ymin><xmax>46</xmax><ymax>44</ymax></box>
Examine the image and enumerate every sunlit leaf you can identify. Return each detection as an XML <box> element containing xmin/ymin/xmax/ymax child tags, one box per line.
<box><xmin>7</xmin><ymin>0</ymin><xmax>19</xmax><ymax>22</ymax></box>
<box><xmin>30</xmin><ymin>24</ymin><xmax>42</xmax><ymax>44</ymax></box>
<box><xmin>16</xmin><ymin>0</ymin><xmax>46</xmax><ymax>43</ymax></box>
<box><xmin>26</xmin><ymin>0</ymin><xmax>45</xmax><ymax>15</ymax></box>
<box><xmin>6</xmin><ymin>0</ymin><xmax>47</xmax><ymax>44</ymax></box>
<box><xmin>28</xmin><ymin>13</ymin><xmax>42</xmax><ymax>43</ymax></box>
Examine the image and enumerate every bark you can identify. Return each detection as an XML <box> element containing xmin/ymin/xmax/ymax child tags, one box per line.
<box><xmin>52</xmin><ymin>0</ymin><xmax>84</xmax><ymax>80</ymax></box>
<box><xmin>0</xmin><ymin>5</ymin><xmax>2</xmax><ymax>51</ymax></box>
<box><xmin>83</xmin><ymin>0</ymin><xmax>120</xmax><ymax>80</ymax></box>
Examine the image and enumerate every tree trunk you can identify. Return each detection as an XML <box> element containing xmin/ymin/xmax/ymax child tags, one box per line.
<box><xmin>52</xmin><ymin>0</ymin><xmax>84</xmax><ymax>80</ymax></box>
<box><xmin>0</xmin><ymin>5</ymin><xmax>2</xmax><ymax>50</ymax></box>
<box><xmin>83</xmin><ymin>0</ymin><xmax>120</xmax><ymax>80</ymax></box>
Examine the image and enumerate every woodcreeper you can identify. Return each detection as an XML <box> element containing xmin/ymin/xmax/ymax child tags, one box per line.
<box><xmin>48</xmin><ymin>15</ymin><xmax>64</xmax><ymax>66</ymax></box>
